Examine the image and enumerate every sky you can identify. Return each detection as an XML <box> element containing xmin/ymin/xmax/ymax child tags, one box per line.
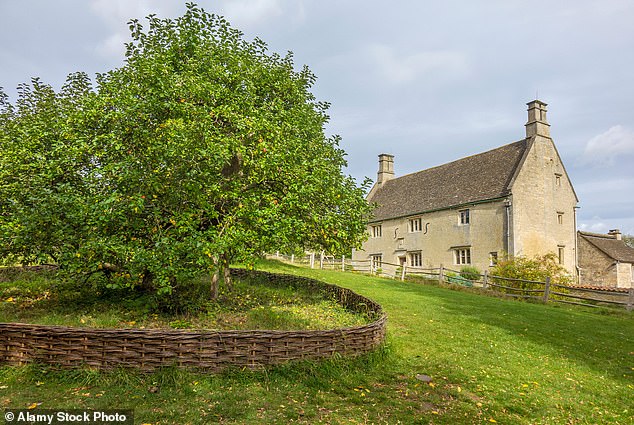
<box><xmin>1</xmin><ymin>0</ymin><xmax>633</xmax><ymax>235</ymax></box>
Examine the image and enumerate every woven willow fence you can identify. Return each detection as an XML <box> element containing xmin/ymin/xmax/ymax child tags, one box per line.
<box><xmin>0</xmin><ymin>269</ymin><xmax>386</xmax><ymax>372</ymax></box>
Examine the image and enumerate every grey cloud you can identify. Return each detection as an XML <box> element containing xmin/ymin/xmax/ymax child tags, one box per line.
<box><xmin>580</xmin><ymin>126</ymin><xmax>634</xmax><ymax>167</ymax></box>
<box><xmin>1</xmin><ymin>0</ymin><xmax>633</xmax><ymax>235</ymax></box>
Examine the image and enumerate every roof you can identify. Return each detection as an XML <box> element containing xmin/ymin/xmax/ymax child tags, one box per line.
<box><xmin>568</xmin><ymin>284</ymin><xmax>630</xmax><ymax>293</ymax></box>
<box><xmin>368</xmin><ymin>139</ymin><xmax>530</xmax><ymax>221</ymax></box>
<box><xmin>578</xmin><ymin>231</ymin><xmax>634</xmax><ymax>263</ymax></box>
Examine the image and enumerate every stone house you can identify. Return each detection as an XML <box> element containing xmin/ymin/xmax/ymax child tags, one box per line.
<box><xmin>352</xmin><ymin>100</ymin><xmax>579</xmax><ymax>276</ymax></box>
<box><xmin>577</xmin><ymin>230</ymin><xmax>634</xmax><ymax>288</ymax></box>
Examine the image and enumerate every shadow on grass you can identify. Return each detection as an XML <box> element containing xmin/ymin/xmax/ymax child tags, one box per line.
<box><xmin>381</xmin><ymin>278</ymin><xmax>632</xmax><ymax>382</ymax></box>
<box><xmin>258</xmin><ymin>261</ymin><xmax>634</xmax><ymax>384</ymax></box>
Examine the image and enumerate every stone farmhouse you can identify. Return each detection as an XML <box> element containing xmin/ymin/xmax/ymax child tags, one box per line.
<box><xmin>577</xmin><ymin>230</ymin><xmax>634</xmax><ymax>288</ymax></box>
<box><xmin>352</xmin><ymin>100</ymin><xmax>579</xmax><ymax>276</ymax></box>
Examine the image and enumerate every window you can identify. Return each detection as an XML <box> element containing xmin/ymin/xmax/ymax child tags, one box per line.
<box><xmin>557</xmin><ymin>212</ymin><xmax>564</xmax><ymax>225</ymax></box>
<box><xmin>454</xmin><ymin>248</ymin><xmax>471</xmax><ymax>265</ymax></box>
<box><xmin>408</xmin><ymin>251</ymin><xmax>422</xmax><ymax>267</ymax></box>
<box><xmin>459</xmin><ymin>209</ymin><xmax>470</xmax><ymax>225</ymax></box>
<box><xmin>370</xmin><ymin>254</ymin><xmax>383</xmax><ymax>269</ymax></box>
<box><xmin>555</xmin><ymin>173</ymin><xmax>562</xmax><ymax>186</ymax></box>
<box><xmin>558</xmin><ymin>246</ymin><xmax>565</xmax><ymax>265</ymax></box>
<box><xmin>409</xmin><ymin>217</ymin><xmax>422</xmax><ymax>232</ymax></box>
<box><xmin>371</xmin><ymin>224</ymin><xmax>382</xmax><ymax>238</ymax></box>
<box><xmin>489</xmin><ymin>251</ymin><xmax>498</xmax><ymax>266</ymax></box>
<box><xmin>397</xmin><ymin>238</ymin><xmax>404</xmax><ymax>248</ymax></box>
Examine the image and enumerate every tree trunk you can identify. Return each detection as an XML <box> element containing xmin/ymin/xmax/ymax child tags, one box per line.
<box><xmin>140</xmin><ymin>270</ymin><xmax>155</xmax><ymax>293</ymax></box>
<box><xmin>211</xmin><ymin>256</ymin><xmax>219</xmax><ymax>299</ymax></box>
<box><xmin>221</xmin><ymin>253</ymin><xmax>233</xmax><ymax>292</ymax></box>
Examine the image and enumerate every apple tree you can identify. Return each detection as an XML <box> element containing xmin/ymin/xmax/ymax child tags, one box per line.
<box><xmin>0</xmin><ymin>4</ymin><xmax>371</xmax><ymax>297</ymax></box>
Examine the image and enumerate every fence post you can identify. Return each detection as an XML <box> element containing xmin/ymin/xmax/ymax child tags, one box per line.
<box><xmin>627</xmin><ymin>287</ymin><xmax>634</xmax><ymax>312</ymax></box>
<box><xmin>483</xmin><ymin>270</ymin><xmax>488</xmax><ymax>289</ymax></box>
<box><xmin>341</xmin><ymin>255</ymin><xmax>345</xmax><ymax>271</ymax></box>
<box><xmin>439</xmin><ymin>265</ymin><xmax>444</xmax><ymax>283</ymax></box>
<box><xmin>291</xmin><ymin>254</ymin><xmax>294</xmax><ymax>263</ymax></box>
<box><xmin>310</xmin><ymin>252</ymin><xmax>315</xmax><ymax>268</ymax></box>
<box><xmin>320</xmin><ymin>251</ymin><xmax>324</xmax><ymax>269</ymax></box>
<box><xmin>543</xmin><ymin>277</ymin><xmax>551</xmax><ymax>302</ymax></box>
<box><xmin>401</xmin><ymin>264</ymin><xmax>406</xmax><ymax>281</ymax></box>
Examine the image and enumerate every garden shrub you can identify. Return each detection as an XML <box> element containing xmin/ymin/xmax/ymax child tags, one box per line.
<box><xmin>459</xmin><ymin>266</ymin><xmax>481</xmax><ymax>281</ymax></box>
<box><xmin>490</xmin><ymin>253</ymin><xmax>572</xmax><ymax>296</ymax></box>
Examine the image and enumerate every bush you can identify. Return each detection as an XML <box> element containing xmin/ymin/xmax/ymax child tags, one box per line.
<box><xmin>490</xmin><ymin>253</ymin><xmax>572</xmax><ymax>295</ymax></box>
<box><xmin>459</xmin><ymin>266</ymin><xmax>481</xmax><ymax>281</ymax></box>
<box><xmin>445</xmin><ymin>271</ymin><xmax>473</xmax><ymax>287</ymax></box>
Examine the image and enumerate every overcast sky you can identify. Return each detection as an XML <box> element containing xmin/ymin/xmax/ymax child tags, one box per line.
<box><xmin>1</xmin><ymin>0</ymin><xmax>633</xmax><ymax>234</ymax></box>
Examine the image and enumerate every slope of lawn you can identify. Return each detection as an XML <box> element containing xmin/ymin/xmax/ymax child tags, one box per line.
<box><xmin>1</xmin><ymin>260</ymin><xmax>632</xmax><ymax>424</ymax></box>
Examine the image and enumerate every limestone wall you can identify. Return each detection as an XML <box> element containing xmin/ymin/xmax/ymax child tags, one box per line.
<box><xmin>353</xmin><ymin>200</ymin><xmax>507</xmax><ymax>273</ymax></box>
<box><xmin>510</xmin><ymin>135</ymin><xmax>578</xmax><ymax>275</ymax></box>
<box><xmin>577</xmin><ymin>235</ymin><xmax>617</xmax><ymax>287</ymax></box>
<box><xmin>616</xmin><ymin>263</ymin><xmax>633</xmax><ymax>289</ymax></box>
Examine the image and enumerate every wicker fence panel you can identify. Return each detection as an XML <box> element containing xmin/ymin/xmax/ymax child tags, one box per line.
<box><xmin>0</xmin><ymin>269</ymin><xmax>386</xmax><ymax>372</ymax></box>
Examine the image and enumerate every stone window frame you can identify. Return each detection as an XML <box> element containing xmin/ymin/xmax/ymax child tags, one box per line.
<box><xmin>408</xmin><ymin>251</ymin><xmax>422</xmax><ymax>267</ymax></box>
<box><xmin>409</xmin><ymin>217</ymin><xmax>423</xmax><ymax>233</ymax></box>
<box><xmin>370</xmin><ymin>254</ymin><xmax>383</xmax><ymax>270</ymax></box>
<box><xmin>453</xmin><ymin>247</ymin><xmax>472</xmax><ymax>265</ymax></box>
<box><xmin>555</xmin><ymin>173</ymin><xmax>562</xmax><ymax>186</ymax></box>
<box><xmin>489</xmin><ymin>251</ymin><xmax>498</xmax><ymax>266</ymax></box>
<box><xmin>558</xmin><ymin>245</ymin><xmax>565</xmax><ymax>265</ymax></box>
<box><xmin>557</xmin><ymin>212</ymin><xmax>564</xmax><ymax>225</ymax></box>
<box><xmin>371</xmin><ymin>224</ymin><xmax>382</xmax><ymax>238</ymax></box>
<box><xmin>459</xmin><ymin>209</ymin><xmax>470</xmax><ymax>225</ymax></box>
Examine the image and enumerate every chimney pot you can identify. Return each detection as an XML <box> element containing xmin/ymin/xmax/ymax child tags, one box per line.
<box><xmin>377</xmin><ymin>154</ymin><xmax>395</xmax><ymax>186</ymax></box>
<box><xmin>608</xmin><ymin>229</ymin><xmax>622</xmax><ymax>240</ymax></box>
<box><xmin>525</xmin><ymin>99</ymin><xmax>551</xmax><ymax>138</ymax></box>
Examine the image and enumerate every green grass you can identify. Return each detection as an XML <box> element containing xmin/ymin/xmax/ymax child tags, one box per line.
<box><xmin>1</xmin><ymin>260</ymin><xmax>633</xmax><ymax>424</ymax></box>
<box><xmin>0</xmin><ymin>268</ymin><xmax>366</xmax><ymax>330</ymax></box>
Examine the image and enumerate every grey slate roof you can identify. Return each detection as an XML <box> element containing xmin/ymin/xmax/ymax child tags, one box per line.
<box><xmin>578</xmin><ymin>231</ymin><xmax>634</xmax><ymax>263</ymax></box>
<box><xmin>368</xmin><ymin>139</ymin><xmax>530</xmax><ymax>222</ymax></box>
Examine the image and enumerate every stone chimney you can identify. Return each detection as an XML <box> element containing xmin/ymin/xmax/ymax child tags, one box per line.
<box><xmin>608</xmin><ymin>229</ymin><xmax>622</xmax><ymax>240</ymax></box>
<box><xmin>377</xmin><ymin>154</ymin><xmax>395</xmax><ymax>186</ymax></box>
<box><xmin>525</xmin><ymin>100</ymin><xmax>551</xmax><ymax>138</ymax></box>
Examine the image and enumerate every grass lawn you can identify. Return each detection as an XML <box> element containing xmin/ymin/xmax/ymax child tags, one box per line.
<box><xmin>1</xmin><ymin>260</ymin><xmax>633</xmax><ymax>424</ymax></box>
<box><xmin>0</xmin><ymin>268</ymin><xmax>366</xmax><ymax>330</ymax></box>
